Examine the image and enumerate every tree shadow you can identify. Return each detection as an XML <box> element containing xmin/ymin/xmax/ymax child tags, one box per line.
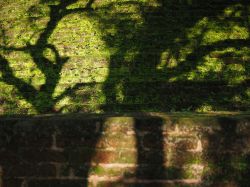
<box><xmin>56</xmin><ymin>117</ymin><xmax>104</xmax><ymax>187</ymax></box>
<box><xmin>0</xmin><ymin>1</ymin><xmax>249</xmax><ymax>112</ymax></box>
<box><xmin>99</xmin><ymin>0</ymin><xmax>249</xmax><ymax>112</ymax></box>
<box><xmin>0</xmin><ymin>115</ymin><xmax>104</xmax><ymax>187</ymax></box>
<box><xmin>202</xmin><ymin>117</ymin><xmax>250</xmax><ymax>187</ymax></box>
<box><xmin>133</xmin><ymin>116</ymin><xmax>166</xmax><ymax>186</ymax></box>
<box><xmin>95</xmin><ymin>0</ymin><xmax>250</xmax><ymax>185</ymax></box>
<box><xmin>0</xmin><ymin>0</ymin><xmax>95</xmax><ymax>113</ymax></box>
<box><xmin>0</xmin><ymin>0</ymin><xmax>250</xmax><ymax>186</ymax></box>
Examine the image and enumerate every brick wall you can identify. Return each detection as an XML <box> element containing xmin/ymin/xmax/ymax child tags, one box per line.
<box><xmin>0</xmin><ymin>113</ymin><xmax>250</xmax><ymax>187</ymax></box>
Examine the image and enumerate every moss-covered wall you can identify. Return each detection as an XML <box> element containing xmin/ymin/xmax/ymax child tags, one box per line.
<box><xmin>0</xmin><ymin>0</ymin><xmax>249</xmax><ymax>114</ymax></box>
<box><xmin>0</xmin><ymin>113</ymin><xmax>250</xmax><ymax>186</ymax></box>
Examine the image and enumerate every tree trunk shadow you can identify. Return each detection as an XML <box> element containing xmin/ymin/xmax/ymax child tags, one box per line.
<box><xmin>202</xmin><ymin>117</ymin><xmax>250</xmax><ymax>187</ymax></box>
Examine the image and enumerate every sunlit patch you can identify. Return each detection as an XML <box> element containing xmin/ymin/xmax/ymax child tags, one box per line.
<box><xmin>43</xmin><ymin>47</ymin><xmax>56</xmax><ymax>63</ymax></box>
<box><xmin>203</xmin><ymin>30</ymin><xmax>230</xmax><ymax>44</ymax></box>
<box><xmin>17</xmin><ymin>99</ymin><xmax>36</xmax><ymax>114</ymax></box>
<box><xmin>49</xmin><ymin>14</ymin><xmax>106</xmax><ymax>57</ymax></box>
<box><xmin>1</xmin><ymin>51</ymin><xmax>46</xmax><ymax>90</ymax></box>
<box><xmin>157</xmin><ymin>51</ymin><xmax>168</xmax><ymax>70</ymax></box>
<box><xmin>229</xmin><ymin>25</ymin><xmax>249</xmax><ymax>39</ymax></box>
<box><xmin>196</xmin><ymin>104</ymin><xmax>213</xmax><ymax>112</ymax></box>
<box><xmin>0</xmin><ymin>0</ymin><xmax>49</xmax><ymax>48</ymax></box>
<box><xmin>246</xmin><ymin>88</ymin><xmax>250</xmax><ymax>98</ymax></box>
<box><xmin>196</xmin><ymin>57</ymin><xmax>223</xmax><ymax>77</ymax></box>
<box><xmin>54</xmin><ymin>96</ymin><xmax>73</xmax><ymax>113</ymax></box>
<box><xmin>67</xmin><ymin>0</ymin><xmax>93</xmax><ymax>9</ymax></box>
<box><xmin>27</xmin><ymin>3</ymin><xmax>50</xmax><ymax>40</ymax></box>
<box><xmin>186</xmin><ymin>17</ymin><xmax>209</xmax><ymax>40</ymax></box>
<box><xmin>0</xmin><ymin>82</ymin><xmax>37</xmax><ymax>114</ymax></box>
<box><xmin>124</xmin><ymin>48</ymin><xmax>139</xmax><ymax>63</ymax></box>
<box><xmin>202</xmin><ymin>23</ymin><xmax>248</xmax><ymax>44</ymax></box>
<box><xmin>209</xmin><ymin>47</ymin><xmax>250</xmax><ymax>58</ymax></box>
<box><xmin>115</xmin><ymin>81</ymin><xmax>125</xmax><ymax>103</ymax></box>
<box><xmin>232</xmin><ymin>95</ymin><xmax>243</xmax><ymax>103</ymax></box>
<box><xmin>222</xmin><ymin>4</ymin><xmax>245</xmax><ymax>18</ymax></box>
<box><xmin>168</xmin><ymin>77</ymin><xmax>178</xmax><ymax>82</ymax></box>
<box><xmin>49</xmin><ymin>14</ymin><xmax>109</xmax><ymax>106</ymax></box>
<box><xmin>223</xmin><ymin>63</ymin><xmax>246</xmax><ymax>84</ymax></box>
<box><xmin>157</xmin><ymin>50</ymin><xmax>178</xmax><ymax>70</ymax></box>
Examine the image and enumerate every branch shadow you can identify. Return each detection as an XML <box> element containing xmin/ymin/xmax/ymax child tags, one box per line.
<box><xmin>0</xmin><ymin>0</ymin><xmax>94</xmax><ymax>113</ymax></box>
<box><xmin>0</xmin><ymin>0</ymin><xmax>250</xmax><ymax>186</ymax></box>
<box><xmin>96</xmin><ymin>0</ymin><xmax>250</xmax><ymax>185</ymax></box>
<box><xmin>99</xmin><ymin>0</ymin><xmax>249</xmax><ymax>112</ymax></box>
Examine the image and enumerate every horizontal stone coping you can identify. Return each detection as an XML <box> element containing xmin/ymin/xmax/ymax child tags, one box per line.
<box><xmin>0</xmin><ymin>112</ymin><xmax>249</xmax><ymax>120</ymax></box>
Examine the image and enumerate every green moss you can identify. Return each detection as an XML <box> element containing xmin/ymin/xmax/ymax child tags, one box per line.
<box><xmin>104</xmin><ymin>117</ymin><xmax>134</xmax><ymax>126</ymax></box>
<box><xmin>89</xmin><ymin>165</ymin><xmax>135</xmax><ymax>176</ymax></box>
<box><xmin>0</xmin><ymin>0</ymin><xmax>249</xmax><ymax>114</ymax></box>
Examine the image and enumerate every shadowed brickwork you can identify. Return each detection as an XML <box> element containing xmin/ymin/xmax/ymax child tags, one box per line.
<box><xmin>0</xmin><ymin>113</ymin><xmax>250</xmax><ymax>187</ymax></box>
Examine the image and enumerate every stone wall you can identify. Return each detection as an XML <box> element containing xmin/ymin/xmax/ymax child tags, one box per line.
<box><xmin>0</xmin><ymin>113</ymin><xmax>250</xmax><ymax>187</ymax></box>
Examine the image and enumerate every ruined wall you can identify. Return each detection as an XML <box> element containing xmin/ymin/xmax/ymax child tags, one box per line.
<box><xmin>0</xmin><ymin>113</ymin><xmax>250</xmax><ymax>187</ymax></box>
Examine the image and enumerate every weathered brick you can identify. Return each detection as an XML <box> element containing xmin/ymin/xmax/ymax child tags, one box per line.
<box><xmin>141</xmin><ymin>133</ymin><xmax>164</xmax><ymax>149</ymax></box>
<box><xmin>67</xmin><ymin>164</ymin><xmax>136</xmax><ymax>178</ymax></box>
<box><xmin>166</xmin><ymin>151</ymin><xmax>203</xmax><ymax>167</ymax></box>
<box><xmin>134</xmin><ymin>117</ymin><xmax>164</xmax><ymax>132</ymax></box>
<box><xmin>174</xmin><ymin>138</ymin><xmax>199</xmax><ymax>151</ymax></box>
<box><xmin>56</xmin><ymin>133</ymin><xmax>102</xmax><ymax>148</ymax></box>
<box><xmin>104</xmin><ymin>117</ymin><xmax>135</xmax><ymax>129</ymax></box>
<box><xmin>65</xmin><ymin>148</ymin><xmax>137</xmax><ymax>164</ymax></box>
<box><xmin>96</xmin><ymin>180</ymin><xmax>200</xmax><ymax>187</ymax></box>
<box><xmin>207</xmin><ymin>181</ymin><xmax>238</xmax><ymax>187</ymax></box>
<box><xmin>0</xmin><ymin>148</ymin><xmax>65</xmax><ymax>164</ymax></box>
<box><xmin>2</xmin><ymin>178</ymin><xmax>23</xmax><ymax>187</ymax></box>
<box><xmin>0</xmin><ymin>150</ymin><xmax>20</xmax><ymax>165</ymax></box>
<box><xmin>0</xmin><ymin>114</ymin><xmax>249</xmax><ymax>186</ymax></box>
<box><xmin>137</xmin><ymin>149</ymin><xmax>164</xmax><ymax>164</ymax></box>
<box><xmin>93</xmin><ymin>150</ymin><xmax>137</xmax><ymax>164</ymax></box>
<box><xmin>97</xmin><ymin>134</ymin><xmax>136</xmax><ymax>149</ymax></box>
<box><xmin>18</xmin><ymin>148</ymin><xmax>66</xmax><ymax>163</ymax></box>
<box><xmin>4</xmin><ymin>163</ymin><xmax>56</xmax><ymax>177</ymax></box>
<box><xmin>28</xmin><ymin>179</ymin><xmax>87</xmax><ymax>187</ymax></box>
<box><xmin>56</xmin><ymin>119</ymin><xmax>104</xmax><ymax>148</ymax></box>
<box><xmin>0</xmin><ymin>121</ymin><xmax>53</xmax><ymax>148</ymax></box>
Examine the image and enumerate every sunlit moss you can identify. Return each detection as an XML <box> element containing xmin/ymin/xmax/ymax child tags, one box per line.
<box><xmin>223</xmin><ymin>4</ymin><xmax>246</xmax><ymax>18</ymax></box>
<box><xmin>49</xmin><ymin>14</ymin><xmax>107</xmax><ymax>57</ymax></box>
<box><xmin>1</xmin><ymin>51</ymin><xmax>46</xmax><ymax>88</ymax></box>
<box><xmin>0</xmin><ymin>0</ymin><xmax>45</xmax><ymax>47</ymax></box>
<box><xmin>199</xmin><ymin>17</ymin><xmax>248</xmax><ymax>45</ymax></box>
<box><xmin>196</xmin><ymin>104</ymin><xmax>213</xmax><ymax>112</ymax></box>
<box><xmin>229</xmin><ymin>25</ymin><xmax>249</xmax><ymax>39</ymax></box>
<box><xmin>186</xmin><ymin>17</ymin><xmax>209</xmax><ymax>40</ymax></box>
<box><xmin>115</xmin><ymin>81</ymin><xmax>125</xmax><ymax>103</ymax></box>
<box><xmin>0</xmin><ymin>83</ymin><xmax>37</xmax><ymax>114</ymax></box>
<box><xmin>54</xmin><ymin>96</ymin><xmax>73</xmax><ymax>112</ymax></box>
<box><xmin>223</xmin><ymin>64</ymin><xmax>246</xmax><ymax>84</ymax></box>
<box><xmin>246</xmin><ymin>89</ymin><xmax>250</xmax><ymax>97</ymax></box>
<box><xmin>195</xmin><ymin>57</ymin><xmax>224</xmax><ymax>79</ymax></box>
<box><xmin>0</xmin><ymin>0</ymin><xmax>249</xmax><ymax>114</ymax></box>
<box><xmin>232</xmin><ymin>95</ymin><xmax>243</xmax><ymax>103</ymax></box>
<box><xmin>43</xmin><ymin>47</ymin><xmax>56</xmax><ymax>63</ymax></box>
